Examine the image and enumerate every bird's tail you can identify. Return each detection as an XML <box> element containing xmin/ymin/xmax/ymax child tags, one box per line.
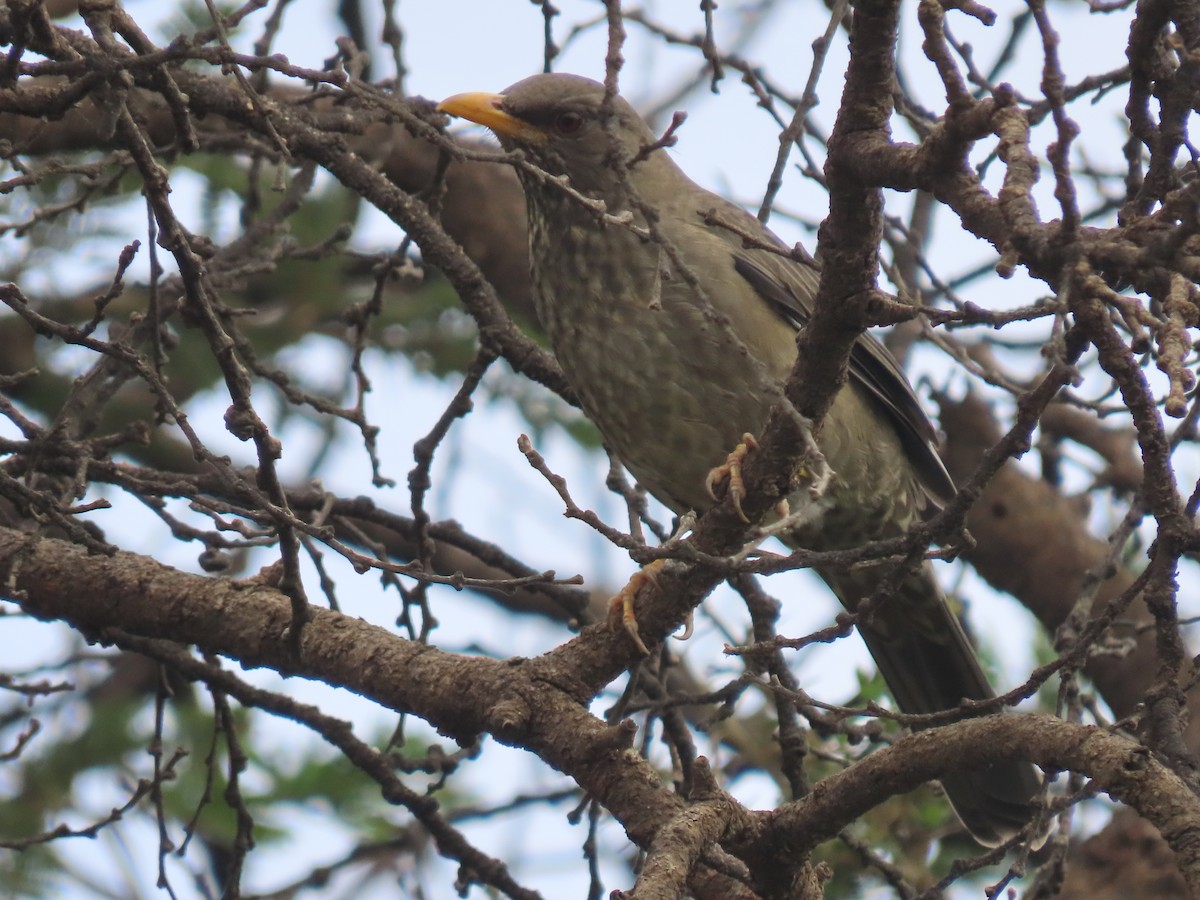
<box><xmin>818</xmin><ymin>562</ymin><xmax>1044</xmax><ymax>847</ymax></box>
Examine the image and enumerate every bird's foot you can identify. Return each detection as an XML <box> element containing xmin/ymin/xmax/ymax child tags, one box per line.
<box><xmin>705</xmin><ymin>432</ymin><xmax>759</xmax><ymax>523</ymax></box>
<box><xmin>790</xmin><ymin>412</ymin><xmax>832</xmax><ymax>499</ymax></box>
<box><xmin>607</xmin><ymin>559</ymin><xmax>667</xmax><ymax>656</ymax></box>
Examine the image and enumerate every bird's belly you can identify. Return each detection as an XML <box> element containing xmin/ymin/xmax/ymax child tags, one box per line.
<box><xmin>530</xmin><ymin>228</ymin><xmax>921</xmax><ymax>539</ymax></box>
<box><xmin>538</xmin><ymin>270</ymin><xmax>778</xmax><ymax>513</ymax></box>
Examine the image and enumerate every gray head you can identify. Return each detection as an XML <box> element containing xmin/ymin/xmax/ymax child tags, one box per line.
<box><xmin>439</xmin><ymin>74</ymin><xmax>667</xmax><ymax>196</ymax></box>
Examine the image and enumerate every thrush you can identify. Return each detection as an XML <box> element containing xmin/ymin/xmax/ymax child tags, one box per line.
<box><xmin>439</xmin><ymin>73</ymin><xmax>1043</xmax><ymax>846</ymax></box>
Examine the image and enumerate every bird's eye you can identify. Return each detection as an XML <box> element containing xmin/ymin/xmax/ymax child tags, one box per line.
<box><xmin>554</xmin><ymin>111</ymin><xmax>584</xmax><ymax>136</ymax></box>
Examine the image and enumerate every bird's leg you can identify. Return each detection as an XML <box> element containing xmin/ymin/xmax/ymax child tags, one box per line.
<box><xmin>705</xmin><ymin>432</ymin><xmax>759</xmax><ymax>523</ymax></box>
<box><xmin>607</xmin><ymin>559</ymin><xmax>666</xmax><ymax>655</ymax></box>
<box><xmin>707</xmin><ymin>422</ymin><xmax>826</xmax><ymax>530</ymax></box>
<box><xmin>784</xmin><ymin>410</ymin><xmax>833</xmax><ymax>500</ymax></box>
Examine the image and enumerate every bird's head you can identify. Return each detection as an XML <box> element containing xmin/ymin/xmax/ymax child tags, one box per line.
<box><xmin>438</xmin><ymin>74</ymin><xmax>666</xmax><ymax>197</ymax></box>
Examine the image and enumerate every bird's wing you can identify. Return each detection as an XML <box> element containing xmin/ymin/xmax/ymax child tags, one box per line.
<box><xmin>732</xmin><ymin>252</ymin><xmax>957</xmax><ymax>508</ymax></box>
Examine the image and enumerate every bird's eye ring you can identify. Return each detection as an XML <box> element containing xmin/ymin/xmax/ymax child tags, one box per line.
<box><xmin>554</xmin><ymin>111</ymin><xmax>584</xmax><ymax>135</ymax></box>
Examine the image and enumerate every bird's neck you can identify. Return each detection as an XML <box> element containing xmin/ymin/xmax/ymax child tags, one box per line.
<box><xmin>523</xmin><ymin>152</ymin><xmax>686</xmax><ymax>227</ymax></box>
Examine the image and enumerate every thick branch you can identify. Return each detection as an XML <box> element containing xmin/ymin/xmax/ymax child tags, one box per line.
<box><xmin>762</xmin><ymin>715</ymin><xmax>1200</xmax><ymax>892</ymax></box>
<box><xmin>7</xmin><ymin>526</ymin><xmax>1200</xmax><ymax>893</ymax></box>
<box><xmin>0</xmin><ymin>526</ymin><xmax>757</xmax><ymax>895</ymax></box>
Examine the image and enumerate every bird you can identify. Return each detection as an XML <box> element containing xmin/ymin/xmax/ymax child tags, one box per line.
<box><xmin>438</xmin><ymin>73</ymin><xmax>1043</xmax><ymax>847</ymax></box>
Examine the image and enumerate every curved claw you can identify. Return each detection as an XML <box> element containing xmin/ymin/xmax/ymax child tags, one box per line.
<box><xmin>675</xmin><ymin>609</ymin><xmax>694</xmax><ymax>642</ymax></box>
<box><xmin>704</xmin><ymin>433</ymin><xmax>759</xmax><ymax>523</ymax></box>
<box><xmin>607</xmin><ymin>560</ymin><xmax>667</xmax><ymax>656</ymax></box>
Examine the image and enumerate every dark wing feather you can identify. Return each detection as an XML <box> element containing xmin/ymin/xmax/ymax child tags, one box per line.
<box><xmin>733</xmin><ymin>254</ymin><xmax>956</xmax><ymax>507</ymax></box>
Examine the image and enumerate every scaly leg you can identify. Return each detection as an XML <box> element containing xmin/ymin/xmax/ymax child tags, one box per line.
<box><xmin>704</xmin><ymin>432</ymin><xmax>759</xmax><ymax>523</ymax></box>
<box><xmin>607</xmin><ymin>559</ymin><xmax>667</xmax><ymax>655</ymax></box>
